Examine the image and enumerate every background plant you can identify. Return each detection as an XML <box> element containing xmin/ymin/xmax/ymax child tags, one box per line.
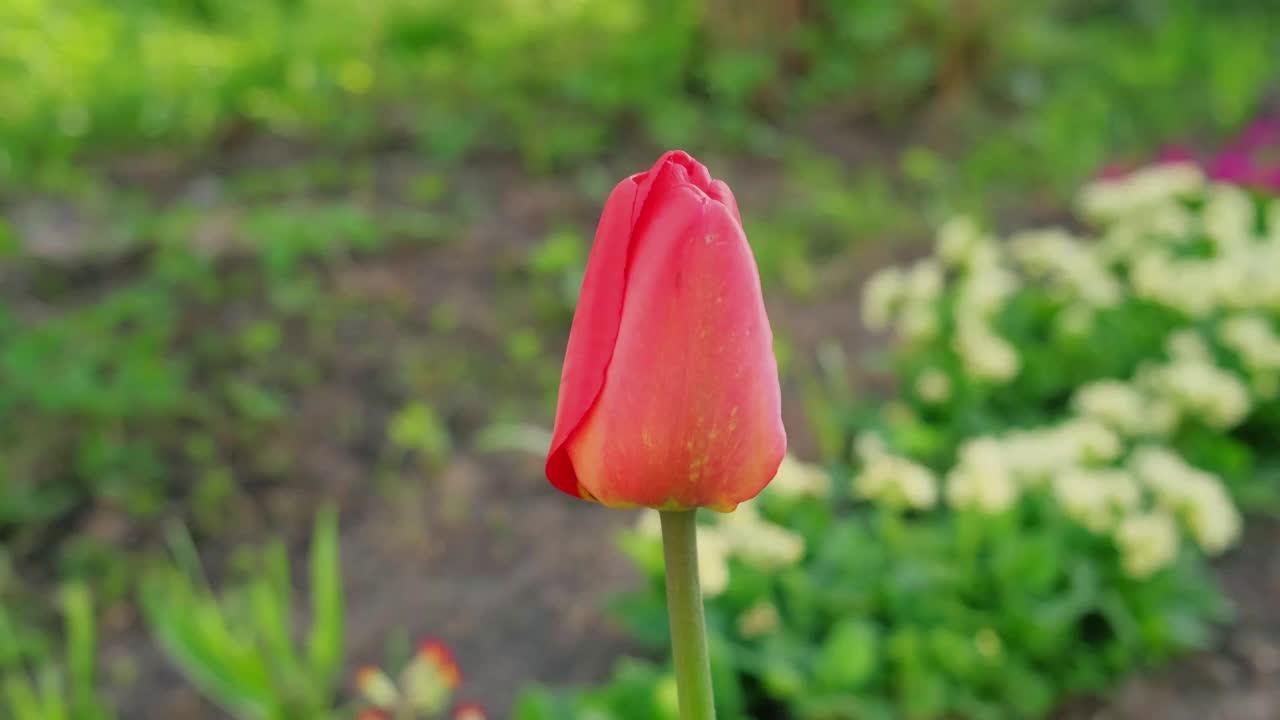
<box><xmin>140</xmin><ymin>508</ymin><xmax>343</xmax><ymax>720</ymax></box>
<box><xmin>353</xmin><ymin>638</ymin><xmax>479</xmax><ymax>720</ymax></box>
<box><xmin>2</xmin><ymin>584</ymin><xmax>113</xmax><ymax>720</ymax></box>
<box><xmin>1</xmin><ymin>0</ymin><xmax>1272</xmax><ymax>188</ymax></box>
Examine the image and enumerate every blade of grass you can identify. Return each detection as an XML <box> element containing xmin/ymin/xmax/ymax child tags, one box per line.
<box><xmin>306</xmin><ymin>506</ymin><xmax>343</xmax><ymax>689</ymax></box>
<box><xmin>35</xmin><ymin>667</ymin><xmax>68</xmax><ymax>720</ymax></box>
<box><xmin>62</xmin><ymin>583</ymin><xmax>96</xmax><ymax>718</ymax></box>
<box><xmin>140</xmin><ymin>571</ymin><xmax>276</xmax><ymax>719</ymax></box>
<box><xmin>3</xmin><ymin>674</ymin><xmax>43</xmax><ymax>720</ymax></box>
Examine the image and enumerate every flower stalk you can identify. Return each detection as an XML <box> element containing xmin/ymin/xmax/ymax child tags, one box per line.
<box><xmin>660</xmin><ymin>509</ymin><xmax>716</xmax><ymax>720</ymax></box>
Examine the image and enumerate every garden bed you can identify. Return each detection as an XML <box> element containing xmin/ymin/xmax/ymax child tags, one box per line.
<box><xmin>2</xmin><ymin>132</ymin><xmax>1277</xmax><ymax>719</ymax></box>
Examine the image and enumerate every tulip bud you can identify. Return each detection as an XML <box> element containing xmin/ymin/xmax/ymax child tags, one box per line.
<box><xmin>546</xmin><ymin>150</ymin><xmax>786</xmax><ymax>511</ymax></box>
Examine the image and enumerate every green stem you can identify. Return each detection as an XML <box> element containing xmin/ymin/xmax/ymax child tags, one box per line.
<box><xmin>660</xmin><ymin>509</ymin><xmax>716</xmax><ymax>720</ymax></box>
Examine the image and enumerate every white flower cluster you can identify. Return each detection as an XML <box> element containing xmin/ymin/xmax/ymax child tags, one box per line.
<box><xmin>1219</xmin><ymin>314</ymin><xmax>1280</xmax><ymax>397</ymax></box>
<box><xmin>954</xmin><ymin>316</ymin><xmax>1021</xmax><ymax>383</ymax></box>
<box><xmin>915</xmin><ymin>367</ymin><xmax>952</xmax><ymax>404</ymax></box>
<box><xmin>952</xmin><ymin>234</ymin><xmax>1022</xmax><ymax>382</ymax></box>
<box><xmin>1097</xmin><ymin>202</ymin><xmax>1196</xmax><ymax>261</ymax></box>
<box><xmin>1071</xmin><ymin>172</ymin><xmax>1280</xmax><ymax>325</ymax></box>
<box><xmin>1130</xmin><ymin>251</ymin><xmax>1232</xmax><ymax>318</ymax></box>
<box><xmin>1051</xmin><ymin>468</ymin><xmax>1140</xmax><ymax>533</ymax></box>
<box><xmin>927</xmin><ymin>412</ymin><xmax>1240</xmax><ymax>577</ymax></box>
<box><xmin>860</xmin><ymin>268</ymin><xmax>901</xmax><ymax>332</ymax></box>
<box><xmin>1009</xmin><ymin>228</ymin><xmax>1122</xmax><ymax>309</ymax></box>
<box><xmin>1165</xmin><ymin>329</ymin><xmax>1213</xmax><ymax>363</ymax></box>
<box><xmin>854</xmin><ymin>451</ymin><xmax>939</xmax><ymax>510</ymax></box>
<box><xmin>635</xmin><ymin>511</ymin><xmax>735</xmax><ymax>596</ymax></box>
<box><xmin>1139</xmin><ymin>355</ymin><xmax>1251</xmax><ymax>430</ymax></box>
<box><xmin>853</xmin><ymin>163</ymin><xmax>1272</xmax><ymax>582</ymax></box>
<box><xmin>861</xmin><ymin>259</ymin><xmax>944</xmax><ymax>343</ymax></box>
<box><xmin>1130</xmin><ymin>447</ymin><xmax>1241</xmax><ymax>555</ymax></box>
<box><xmin>1076</xmin><ymin>163</ymin><xmax>1204</xmax><ymax>221</ymax></box>
<box><xmin>997</xmin><ymin>418</ymin><xmax>1123</xmax><ymax>477</ymax></box>
<box><xmin>694</xmin><ymin>528</ymin><xmax>733</xmax><ymax>597</ymax></box>
<box><xmin>1118</xmin><ymin>183</ymin><xmax>1280</xmax><ymax>317</ymax></box>
<box><xmin>1114</xmin><ymin>511</ymin><xmax>1180</xmax><ymax>579</ymax></box>
<box><xmin>945</xmin><ymin>437</ymin><xmax>1018</xmax><ymax>513</ymax></box>
<box><xmin>769</xmin><ymin>455</ymin><xmax>832</xmax><ymax>499</ymax></box>
<box><xmin>1202</xmin><ymin>184</ymin><xmax>1257</xmax><ymax>254</ymax></box>
<box><xmin>943</xmin><ymin>418</ymin><xmax>1122</xmax><ymax>515</ymax></box>
<box><xmin>1070</xmin><ymin>325</ymin><xmax>1259</xmax><ymax>437</ymax></box>
<box><xmin>852</xmin><ymin>430</ymin><xmax>888</xmax><ymax>462</ymax></box>
<box><xmin>1072</xmin><ymin>379</ymin><xmax>1178</xmax><ymax>437</ymax></box>
<box><xmin>935</xmin><ymin>216</ymin><xmax>989</xmax><ymax>267</ymax></box>
<box><xmin>863</xmin><ymin>216</ymin><xmax>1023</xmax><ymax>383</ymax></box>
<box><xmin>718</xmin><ymin>503</ymin><xmax>807</xmax><ymax>570</ymax></box>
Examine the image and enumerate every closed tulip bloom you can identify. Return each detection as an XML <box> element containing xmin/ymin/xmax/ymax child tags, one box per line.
<box><xmin>546</xmin><ymin>150</ymin><xmax>786</xmax><ymax>511</ymax></box>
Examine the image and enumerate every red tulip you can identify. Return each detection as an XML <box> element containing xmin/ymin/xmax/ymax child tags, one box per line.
<box><xmin>546</xmin><ymin>150</ymin><xmax>786</xmax><ymax>511</ymax></box>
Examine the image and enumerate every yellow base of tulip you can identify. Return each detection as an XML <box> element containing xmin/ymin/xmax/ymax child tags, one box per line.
<box><xmin>577</xmin><ymin>483</ymin><xmax>739</xmax><ymax>513</ymax></box>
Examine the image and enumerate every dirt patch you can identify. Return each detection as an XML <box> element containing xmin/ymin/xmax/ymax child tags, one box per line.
<box><xmin>338</xmin><ymin>454</ymin><xmax>640</xmax><ymax>713</ymax></box>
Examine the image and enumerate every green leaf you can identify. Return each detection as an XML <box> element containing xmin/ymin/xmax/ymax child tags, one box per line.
<box><xmin>35</xmin><ymin>667</ymin><xmax>69</xmax><ymax>720</ymax></box>
<box><xmin>814</xmin><ymin>620</ymin><xmax>880</xmax><ymax>691</ymax></box>
<box><xmin>61</xmin><ymin>584</ymin><xmax>98</xmax><ymax>718</ymax></box>
<box><xmin>306</xmin><ymin>506</ymin><xmax>344</xmax><ymax>691</ymax></box>
<box><xmin>511</xmin><ymin>686</ymin><xmax>566</xmax><ymax>720</ymax></box>
<box><xmin>139</xmin><ymin>569</ymin><xmax>276</xmax><ymax>718</ymax></box>
<box><xmin>248</xmin><ymin>577</ymin><xmax>296</xmax><ymax>674</ymax></box>
<box><xmin>4</xmin><ymin>674</ymin><xmax>45</xmax><ymax>720</ymax></box>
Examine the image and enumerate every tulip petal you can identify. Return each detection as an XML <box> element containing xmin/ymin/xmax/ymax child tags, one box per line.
<box><xmin>708</xmin><ymin>179</ymin><xmax>742</xmax><ymax>225</ymax></box>
<box><xmin>545</xmin><ymin>176</ymin><xmax>641</xmax><ymax>498</ymax></box>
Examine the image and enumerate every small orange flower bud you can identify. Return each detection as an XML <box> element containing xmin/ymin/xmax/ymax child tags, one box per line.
<box><xmin>401</xmin><ymin>639</ymin><xmax>462</xmax><ymax>715</ymax></box>
<box><xmin>417</xmin><ymin>639</ymin><xmax>463</xmax><ymax>688</ymax></box>
<box><xmin>354</xmin><ymin>666</ymin><xmax>399</xmax><ymax>708</ymax></box>
<box><xmin>453</xmin><ymin>703</ymin><xmax>488</xmax><ymax>720</ymax></box>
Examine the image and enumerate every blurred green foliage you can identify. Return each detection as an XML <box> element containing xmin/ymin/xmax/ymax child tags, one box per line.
<box><xmin>1</xmin><ymin>0</ymin><xmax>1274</xmax><ymax>188</ymax></box>
<box><xmin>2</xmin><ymin>584</ymin><xmax>114</xmax><ymax>720</ymax></box>
<box><xmin>0</xmin><ymin>201</ymin><xmax>396</xmax><ymax>562</ymax></box>
<box><xmin>588</xmin><ymin>493</ymin><xmax>1224</xmax><ymax>720</ymax></box>
<box><xmin>140</xmin><ymin>508</ymin><xmax>344</xmax><ymax>720</ymax></box>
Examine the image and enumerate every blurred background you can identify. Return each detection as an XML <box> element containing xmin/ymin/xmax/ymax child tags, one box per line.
<box><xmin>1</xmin><ymin>1</ymin><xmax>1278</xmax><ymax>718</ymax></box>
